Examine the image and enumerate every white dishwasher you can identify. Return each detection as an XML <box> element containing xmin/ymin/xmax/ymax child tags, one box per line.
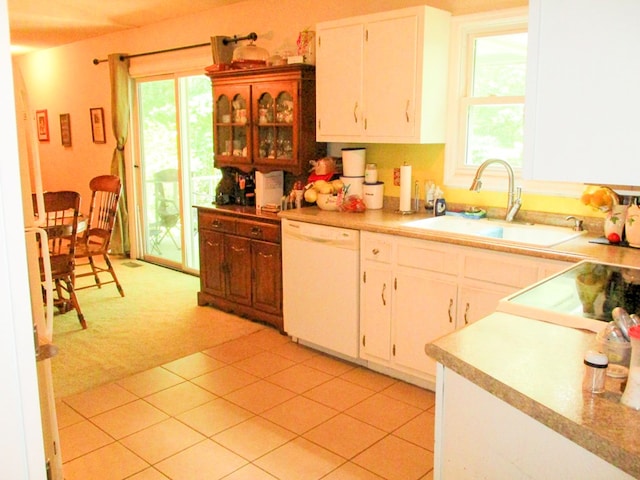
<box><xmin>282</xmin><ymin>218</ymin><xmax>360</xmax><ymax>359</ymax></box>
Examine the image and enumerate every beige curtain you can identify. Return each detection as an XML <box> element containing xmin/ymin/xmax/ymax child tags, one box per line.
<box><xmin>108</xmin><ymin>53</ymin><xmax>131</xmax><ymax>255</ymax></box>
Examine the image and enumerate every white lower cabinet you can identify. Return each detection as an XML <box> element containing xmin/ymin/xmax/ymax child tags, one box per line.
<box><xmin>360</xmin><ymin>263</ymin><xmax>393</xmax><ymax>363</ymax></box>
<box><xmin>360</xmin><ymin>233</ymin><xmax>458</xmax><ymax>383</ymax></box>
<box><xmin>393</xmin><ymin>269</ymin><xmax>458</xmax><ymax>377</ymax></box>
<box><xmin>359</xmin><ymin>231</ymin><xmax>573</xmax><ymax>385</ymax></box>
<box><xmin>434</xmin><ymin>367</ymin><xmax>633</xmax><ymax>479</ymax></box>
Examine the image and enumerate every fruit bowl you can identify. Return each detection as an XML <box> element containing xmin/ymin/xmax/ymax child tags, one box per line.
<box><xmin>316</xmin><ymin>193</ymin><xmax>339</xmax><ymax>211</ymax></box>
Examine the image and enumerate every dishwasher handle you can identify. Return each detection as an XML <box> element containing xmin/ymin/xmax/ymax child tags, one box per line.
<box><xmin>283</xmin><ymin>220</ymin><xmax>359</xmax><ymax>249</ymax></box>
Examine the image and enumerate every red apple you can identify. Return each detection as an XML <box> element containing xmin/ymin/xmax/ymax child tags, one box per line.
<box><xmin>607</xmin><ymin>232</ymin><xmax>621</xmax><ymax>244</ymax></box>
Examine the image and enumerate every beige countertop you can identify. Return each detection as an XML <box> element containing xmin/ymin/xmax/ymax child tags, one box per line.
<box><xmin>425</xmin><ymin>312</ymin><xmax>640</xmax><ymax>479</ymax></box>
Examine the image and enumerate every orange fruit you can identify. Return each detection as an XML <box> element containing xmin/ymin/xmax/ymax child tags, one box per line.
<box><xmin>590</xmin><ymin>189</ymin><xmax>606</xmax><ymax>208</ymax></box>
<box><xmin>580</xmin><ymin>192</ymin><xmax>592</xmax><ymax>205</ymax></box>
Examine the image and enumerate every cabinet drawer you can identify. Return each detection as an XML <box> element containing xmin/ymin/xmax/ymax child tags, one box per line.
<box><xmin>463</xmin><ymin>255</ymin><xmax>538</xmax><ymax>289</ymax></box>
<box><xmin>199</xmin><ymin>211</ymin><xmax>235</xmax><ymax>233</ymax></box>
<box><xmin>236</xmin><ymin>219</ymin><xmax>280</xmax><ymax>243</ymax></box>
<box><xmin>362</xmin><ymin>237</ymin><xmax>393</xmax><ymax>263</ymax></box>
<box><xmin>397</xmin><ymin>243</ymin><xmax>458</xmax><ymax>275</ymax></box>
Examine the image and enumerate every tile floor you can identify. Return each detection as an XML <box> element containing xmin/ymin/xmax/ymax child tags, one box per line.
<box><xmin>57</xmin><ymin>326</ymin><xmax>436</xmax><ymax>480</ymax></box>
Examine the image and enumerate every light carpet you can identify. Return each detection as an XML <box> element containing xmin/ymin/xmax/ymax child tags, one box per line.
<box><xmin>51</xmin><ymin>257</ymin><xmax>266</xmax><ymax>398</ymax></box>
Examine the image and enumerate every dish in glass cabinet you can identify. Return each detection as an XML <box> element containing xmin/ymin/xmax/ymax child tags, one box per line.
<box><xmin>231</xmin><ymin>59</ymin><xmax>267</xmax><ymax>69</ymax></box>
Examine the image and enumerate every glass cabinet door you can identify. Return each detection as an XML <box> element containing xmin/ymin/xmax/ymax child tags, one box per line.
<box><xmin>253</xmin><ymin>81</ymin><xmax>298</xmax><ymax>170</ymax></box>
<box><xmin>214</xmin><ymin>85</ymin><xmax>251</xmax><ymax>167</ymax></box>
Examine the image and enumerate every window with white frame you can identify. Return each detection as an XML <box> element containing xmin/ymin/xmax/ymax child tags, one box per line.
<box><xmin>465</xmin><ymin>31</ymin><xmax>527</xmax><ymax>168</ymax></box>
<box><xmin>444</xmin><ymin>8</ymin><xmax>582</xmax><ymax>197</ymax></box>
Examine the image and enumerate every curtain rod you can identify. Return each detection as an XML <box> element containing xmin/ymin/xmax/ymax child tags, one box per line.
<box><xmin>92</xmin><ymin>32</ymin><xmax>258</xmax><ymax>65</ymax></box>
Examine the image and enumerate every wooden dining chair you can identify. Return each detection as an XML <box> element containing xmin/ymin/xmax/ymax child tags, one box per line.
<box><xmin>74</xmin><ymin>175</ymin><xmax>125</xmax><ymax>297</ymax></box>
<box><xmin>37</xmin><ymin>190</ymin><xmax>86</xmax><ymax>329</ymax></box>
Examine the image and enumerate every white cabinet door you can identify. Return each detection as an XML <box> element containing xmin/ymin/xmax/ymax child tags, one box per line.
<box><xmin>363</xmin><ymin>13</ymin><xmax>418</xmax><ymax>139</ymax></box>
<box><xmin>524</xmin><ymin>0</ymin><xmax>640</xmax><ymax>185</ymax></box>
<box><xmin>315</xmin><ymin>22</ymin><xmax>364</xmax><ymax>139</ymax></box>
<box><xmin>457</xmin><ymin>283</ymin><xmax>512</xmax><ymax>328</ymax></box>
<box><xmin>394</xmin><ymin>270</ymin><xmax>457</xmax><ymax>376</ymax></box>
<box><xmin>360</xmin><ymin>264</ymin><xmax>393</xmax><ymax>363</ymax></box>
<box><xmin>316</xmin><ymin>6</ymin><xmax>450</xmax><ymax>143</ymax></box>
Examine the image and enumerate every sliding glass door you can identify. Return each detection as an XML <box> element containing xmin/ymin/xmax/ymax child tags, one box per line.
<box><xmin>136</xmin><ymin>73</ymin><xmax>219</xmax><ymax>272</ymax></box>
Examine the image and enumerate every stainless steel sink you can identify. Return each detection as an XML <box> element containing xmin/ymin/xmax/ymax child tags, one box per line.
<box><xmin>401</xmin><ymin>215</ymin><xmax>586</xmax><ymax>248</ymax></box>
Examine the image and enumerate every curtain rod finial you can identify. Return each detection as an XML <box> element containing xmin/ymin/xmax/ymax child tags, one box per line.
<box><xmin>92</xmin><ymin>58</ymin><xmax>100</xmax><ymax>65</ymax></box>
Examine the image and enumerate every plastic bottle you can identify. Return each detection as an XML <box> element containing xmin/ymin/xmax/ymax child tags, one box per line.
<box><xmin>621</xmin><ymin>325</ymin><xmax>640</xmax><ymax>409</ymax></box>
<box><xmin>364</xmin><ymin>164</ymin><xmax>378</xmax><ymax>184</ymax></box>
<box><xmin>425</xmin><ymin>182</ymin><xmax>435</xmax><ymax>209</ymax></box>
<box><xmin>582</xmin><ymin>350</ymin><xmax>608</xmax><ymax>394</ymax></box>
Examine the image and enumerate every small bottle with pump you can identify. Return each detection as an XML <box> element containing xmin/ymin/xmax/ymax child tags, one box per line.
<box><xmin>434</xmin><ymin>187</ymin><xmax>446</xmax><ymax>216</ymax></box>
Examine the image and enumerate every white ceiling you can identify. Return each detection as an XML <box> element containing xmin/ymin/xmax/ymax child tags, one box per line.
<box><xmin>8</xmin><ymin>0</ymin><xmax>247</xmax><ymax>51</ymax></box>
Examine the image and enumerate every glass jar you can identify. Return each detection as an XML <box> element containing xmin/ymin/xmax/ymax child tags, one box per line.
<box><xmin>364</xmin><ymin>164</ymin><xmax>378</xmax><ymax>184</ymax></box>
<box><xmin>582</xmin><ymin>350</ymin><xmax>608</xmax><ymax>394</ymax></box>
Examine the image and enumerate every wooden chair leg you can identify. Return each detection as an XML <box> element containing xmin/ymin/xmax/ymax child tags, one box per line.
<box><xmin>103</xmin><ymin>254</ymin><xmax>125</xmax><ymax>297</ymax></box>
<box><xmin>88</xmin><ymin>255</ymin><xmax>102</xmax><ymax>288</ymax></box>
<box><xmin>64</xmin><ymin>276</ymin><xmax>86</xmax><ymax>329</ymax></box>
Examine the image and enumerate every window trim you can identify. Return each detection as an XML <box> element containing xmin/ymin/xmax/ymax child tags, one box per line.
<box><xmin>444</xmin><ymin>7</ymin><xmax>583</xmax><ymax>198</ymax></box>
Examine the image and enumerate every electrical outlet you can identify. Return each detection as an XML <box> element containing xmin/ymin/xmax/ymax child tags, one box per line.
<box><xmin>393</xmin><ymin>168</ymin><xmax>400</xmax><ymax>186</ymax></box>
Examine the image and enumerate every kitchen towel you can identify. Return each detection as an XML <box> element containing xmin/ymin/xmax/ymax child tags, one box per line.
<box><xmin>399</xmin><ymin>163</ymin><xmax>412</xmax><ymax>212</ymax></box>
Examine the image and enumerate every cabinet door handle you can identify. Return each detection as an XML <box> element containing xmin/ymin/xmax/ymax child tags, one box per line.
<box><xmin>231</xmin><ymin>245</ymin><xmax>246</xmax><ymax>253</ymax></box>
<box><xmin>258</xmin><ymin>251</ymin><xmax>273</xmax><ymax>259</ymax></box>
<box><xmin>381</xmin><ymin>283</ymin><xmax>386</xmax><ymax>306</ymax></box>
<box><xmin>405</xmin><ymin>100</ymin><xmax>410</xmax><ymax>122</ymax></box>
<box><xmin>250</xmin><ymin>226</ymin><xmax>262</xmax><ymax>237</ymax></box>
<box><xmin>372</xmin><ymin>248</ymin><xmax>379</xmax><ymax>255</ymax></box>
<box><xmin>211</xmin><ymin>219</ymin><xmax>222</xmax><ymax>228</ymax></box>
<box><xmin>353</xmin><ymin>102</ymin><xmax>358</xmax><ymax>123</ymax></box>
<box><xmin>464</xmin><ymin>302</ymin><xmax>470</xmax><ymax>325</ymax></box>
<box><xmin>448</xmin><ymin>298</ymin><xmax>453</xmax><ymax>323</ymax></box>
<box><xmin>206</xmin><ymin>240</ymin><xmax>220</xmax><ymax>247</ymax></box>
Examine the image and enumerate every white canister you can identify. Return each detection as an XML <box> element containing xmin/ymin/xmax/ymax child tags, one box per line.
<box><xmin>362</xmin><ymin>182</ymin><xmax>384</xmax><ymax>209</ymax></box>
<box><xmin>340</xmin><ymin>175</ymin><xmax>365</xmax><ymax>198</ymax></box>
<box><xmin>342</xmin><ymin>148</ymin><xmax>366</xmax><ymax>177</ymax></box>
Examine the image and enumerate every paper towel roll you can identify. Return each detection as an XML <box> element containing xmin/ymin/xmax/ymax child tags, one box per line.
<box><xmin>399</xmin><ymin>164</ymin><xmax>412</xmax><ymax>212</ymax></box>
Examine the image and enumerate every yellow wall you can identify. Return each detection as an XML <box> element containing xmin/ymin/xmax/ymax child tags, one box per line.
<box><xmin>363</xmin><ymin>144</ymin><xmax>598</xmax><ymax>217</ymax></box>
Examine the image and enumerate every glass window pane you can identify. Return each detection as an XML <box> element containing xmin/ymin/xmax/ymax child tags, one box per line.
<box><xmin>179</xmin><ymin>75</ymin><xmax>218</xmax><ymax>271</ymax></box>
<box><xmin>466</xmin><ymin>104</ymin><xmax>524</xmax><ymax>168</ymax></box>
<box><xmin>139</xmin><ymin>80</ymin><xmax>182</xmax><ymax>264</ymax></box>
<box><xmin>472</xmin><ymin>33</ymin><xmax>527</xmax><ymax>97</ymax></box>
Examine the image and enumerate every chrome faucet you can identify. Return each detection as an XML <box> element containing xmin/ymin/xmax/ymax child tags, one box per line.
<box><xmin>469</xmin><ymin>159</ymin><xmax>522</xmax><ymax>222</ymax></box>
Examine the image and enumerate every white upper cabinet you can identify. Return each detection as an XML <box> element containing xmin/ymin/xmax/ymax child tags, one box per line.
<box><xmin>316</xmin><ymin>6</ymin><xmax>451</xmax><ymax>144</ymax></box>
<box><xmin>524</xmin><ymin>0</ymin><xmax>640</xmax><ymax>186</ymax></box>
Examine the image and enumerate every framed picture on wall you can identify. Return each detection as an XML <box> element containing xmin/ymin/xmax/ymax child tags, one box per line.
<box><xmin>90</xmin><ymin>107</ymin><xmax>106</xmax><ymax>144</ymax></box>
<box><xmin>60</xmin><ymin>113</ymin><xmax>72</xmax><ymax>147</ymax></box>
<box><xmin>36</xmin><ymin>109</ymin><xmax>49</xmax><ymax>142</ymax></box>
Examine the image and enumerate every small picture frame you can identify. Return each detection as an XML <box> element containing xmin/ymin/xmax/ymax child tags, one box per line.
<box><xmin>36</xmin><ymin>109</ymin><xmax>49</xmax><ymax>142</ymax></box>
<box><xmin>60</xmin><ymin>113</ymin><xmax>72</xmax><ymax>147</ymax></box>
<box><xmin>90</xmin><ymin>107</ymin><xmax>106</xmax><ymax>144</ymax></box>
